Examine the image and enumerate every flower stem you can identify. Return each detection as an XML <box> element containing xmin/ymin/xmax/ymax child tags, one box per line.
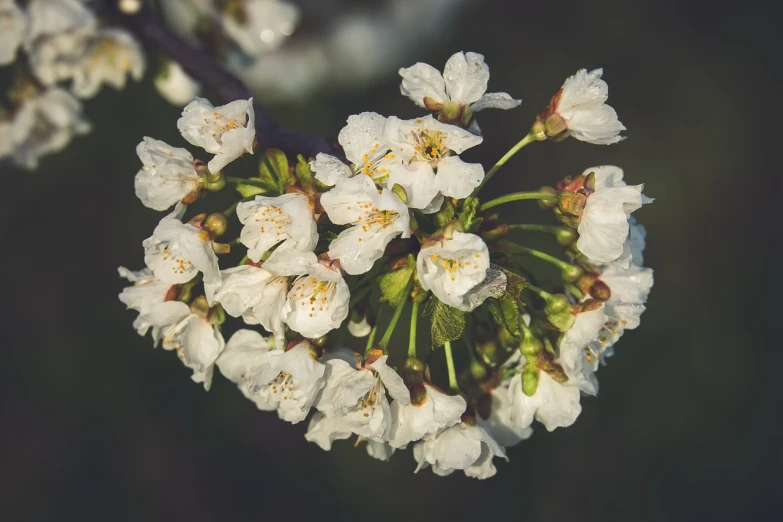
<box><xmin>508</xmin><ymin>223</ymin><xmax>562</xmax><ymax>234</ymax></box>
<box><xmin>378</xmin><ymin>277</ymin><xmax>414</xmax><ymax>350</ymax></box>
<box><xmin>480</xmin><ymin>191</ymin><xmax>557</xmax><ymax>212</ymax></box>
<box><xmin>499</xmin><ymin>241</ymin><xmax>572</xmax><ymax>271</ymax></box>
<box><xmin>525</xmin><ymin>283</ymin><xmax>553</xmax><ymax>301</ymax></box>
<box><xmin>444</xmin><ymin>341</ymin><xmax>459</xmax><ymax>392</ymax></box>
<box><xmin>366</xmin><ymin>325</ymin><xmax>378</xmax><ymax>352</ymax></box>
<box><xmin>472</xmin><ymin>132</ymin><xmax>536</xmax><ymax>196</ymax></box>
<box><xmin>225</xmin><ymin>177</ymin><xmax>267</xmax><ymax>189</ymax></box>
<box><xmin>408</xmin><ymin>300</ymin><xmax>420</xmax><ymax>358</ymax></box>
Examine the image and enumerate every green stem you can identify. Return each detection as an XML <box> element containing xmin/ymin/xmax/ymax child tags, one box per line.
<box><xmin>408</xmin><ymin>300</ymin><xmax>420</xmax><ymax>358</ymax></box>
<box><xmin>500</xmin><ymin>241</ymin><xmax>572</xmax><ymax>271</ymax></box>
<box><xmin>525</xmin><ymin>283</ymin><xmax>553</xmax><ymax>301</ymax></box>
<box><xmin>226</xmin><ymin>177</ymin><xmax>267</xmax><ymax>189</ymax></box>
<box><xmin>472</xmin><ymin>133</ymin><xmax>536</xmax><ymax>196</ymax></box>
<box><xmin>365</xmin><ymin>325</ymin><xmax>378</xmax><ymax>352</ymax></box>
<box><xmin>508</xmin><ymin>224</ymin><xmax>562</xmax><ymax>234</ymax></box>
<box><xmin>444</xmin><ymin>341</ymin><xmax>459</xmax><ymax>392</ymax></box>
<box><xmin>378</xmin><ymin>277</ymin><xmax>414</xmax><ymax>350</ymax></box>
<box><xmin>480</xmin><ymin>191</ymin><xmax>557</xmax><ymax>212</ymax></box>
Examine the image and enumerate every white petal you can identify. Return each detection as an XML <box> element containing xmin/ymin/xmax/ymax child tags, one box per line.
<box><xmin>399</xmin><ymin>61</ymin><xmax>447</xmax><ymax>108</ymax></box>
<box><xmin>443</xmin><ymin>51</ymin><xmax>489</xmax><ymax>106</ymax></box>
<box><xmin>305</xmin><ymin>411</ymin><xmax>352</xmax><ymax>450</ymax></box>
<box><xmin>310</xmin><ymin>153</ymin><xmax>352</xmax><ymax>186</ymax></box>
<box><xmin>337</xmin><ymin>112</ymin><xmax>387</xmax><ymax>165</ymax></box>
<box><xmin>470</xmin><ymin>92</ymin><xmax>521</xmax><ymax>112</ymax></box>
<box><xmin>434</xmin><ymin>155</ymin><xmax>484</xmax><ymax>199</ymax></box>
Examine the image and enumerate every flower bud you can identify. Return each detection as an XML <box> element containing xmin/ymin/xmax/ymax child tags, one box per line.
<box><xmin>554</xmin><ymin>226</ymin><xmax>578</xmax><ymax>246</ymax></box>
<box><xmin>590</xmin><ymin>279</ymin><xmax>611</xmax><ymax>301</ymax></box>
<box><xmin>203</xmin><ymin>213</ymin><xmax>228</xmax><ymax>237</ymax></box>
<box><xmin>522</xmin><ymin>366</ymin><xmax>540</xmax><ymax>397</ymax></box>
<box><xmin>561</xmin><ymin>264</ymin><xmax>583</xmax><ymax>283</ymax></box>
<box><xmin>520</xmin><ymin>331</ymin><xmax>543</xmax><ymax>356</ymax></box>
<box><xmin>558</xmin><ymin>191</ymin><xmax>586</xmax><ymax>217</ymax></box>
<box><xmin>544</xmin><ymin>294</ymin><xmax>571</xmax><ymax>315</ymax></box>
<box><xmin>391</xmin><ymin>183</ymin><xmax>408</xmax><ymax>204</ymax></box>
<box><xmin>537</xmin><ymin>186</ymin><xmax>557</xmax><ymax>209</ymax></box>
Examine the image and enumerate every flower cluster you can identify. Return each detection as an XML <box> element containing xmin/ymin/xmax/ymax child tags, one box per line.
<box><xmin>119</xmin><ymin>51</ymin><xmax>653</xmax><ymax>479</ymax></box>
<box><xmin>0</xmin><ymin>0</ymin><xmax>148</xmax><ymax>169</ymax></box>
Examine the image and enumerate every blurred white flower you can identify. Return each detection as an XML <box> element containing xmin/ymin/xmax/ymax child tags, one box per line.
<box><xmin>413</xmin><ymin>423</ymin><xmax>507</xmax><ymax>479</ymax></box>
<box><xmin>0</xmin><ymin>0</ymin><xmax>27</xmax><ymax>65</ymax></box>
<box><xmin>10</xmin><ymin>88</ymin><xmax>91</xmax><ymax>169</ymax></box>
<box><xmin>24</xmin><ymin>0</ymin><xmax>95</xmax><ymax>47</ymax></box>
<box><xmin>320</xmin><ymin>174</ymin><xmax>410</xmax><ymax>275</ymax></box>
<box><xmin>134</xmin><ymin>137</ymin><xmax>200</xmax><ymax>211</ymax></box>
<box><xmin>417</xmin><ymin>232</ymin><xmax>490</xmax><ymax>310</ymax></box>
<box><xmin>154</xmin><ymin>60</ymin><xmax>200</xmax><ymax>106</ymax></box>
<box><xmin>236</xmin><ymin>193</ymin><xmax>317</xmax><ymax>264</ymax></box>
<box><xmin>177</xmin><ymin>97</ymin><xmax>255</xmax><ymax>173</ymax></box>
<box><xmin>143</xmin><ymin>204</ymin><xmax>221</xmax><ymax>286</ymax></box>
<box><xmin>222</xmin><ymin>0</ymin><xmax>299</xmax><ymax>55</ymax></box>
<box><xmin>70</xmin><ymin>29</ymin><xmax>145</xmax><ymax>99</ymax></box>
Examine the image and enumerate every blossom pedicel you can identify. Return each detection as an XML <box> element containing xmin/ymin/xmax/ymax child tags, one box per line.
<box><xmin>119</xmin><ymin>53</ymin><xmax>654</xmax><ymax>479</ymax></box>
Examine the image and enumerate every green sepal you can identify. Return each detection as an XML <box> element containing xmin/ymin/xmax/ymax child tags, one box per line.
<box><xmin>295</xmin><ymin>154</ymin><xmax>317</xmax><ymax>192</ymax></box>
<box><xmin>522</xmin><ymin>365</ymin><xmax>540</xmax><ymax>397</ymax></box>
<box><xmin>430</xmin><ymin>299</ymin><xmax>465</xmax><ymax>349</ymax></box>
<box><xmin>458</xmin><ymin>196</ymin><xmax>482</xmax><ymax>233</ymax></box>
<box><xmin>258</xmin><ymin>148</ymin><xmax>292</xmax><ymax>194</ymax></box>
<box><xmin>433</xmin><ymin>199</ymin><xmax>455</xmax><ymax>228</ymax></box>
<box><xmin>235</xmin><ymin>180</ymin><xmax>267</xmax><ymax>197</ymax></box>
<box><xmin>486</xmin><ymin>296</ymin><xmax>521</xmax><ymax>338</ymax></box>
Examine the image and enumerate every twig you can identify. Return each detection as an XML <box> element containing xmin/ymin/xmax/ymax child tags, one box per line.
<box><xmin>107</xmin><ymin>4</ymin><xmax>339</xmax><ymax>158</ymax></box>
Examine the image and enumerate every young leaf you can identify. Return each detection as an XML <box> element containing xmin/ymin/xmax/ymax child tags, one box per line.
<box><xmin>258</xmin><ymin>149</ymin><xmax>291</xmax><ymax>193</ymax></box>
<box><xmin>378</xmin><ymin>265</ymin><xmax>414</xmax><ymax>307</ymax></box>
<box><xmin>234</xmin><ymin>179</ymin><xmax>267</xmax><ymax>197</ymax></box>
<box><xmin>486</xmin><ymin>295</ymin><xmax>521</xmax><ymax>338</ymax></box>
<box><xmin>431</xmin><ymin>299</ymin><xmax>465</xmax><ymax>349</ymax></box>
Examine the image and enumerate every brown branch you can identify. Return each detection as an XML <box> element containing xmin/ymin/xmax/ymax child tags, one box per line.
<box><xmin>109</xmin><ymin>4</ymin><xmax>338</xmax><ymax>159</ymax></box>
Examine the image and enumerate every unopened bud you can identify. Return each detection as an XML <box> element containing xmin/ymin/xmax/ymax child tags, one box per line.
<box><xmin>203</xmin><ymin>213</ymin><xmax>228</xmax><ymax>237</ymax></box>
<box><xmin>558</xmin><ymin>191</ymin><xmax>586</xmax><ymax>217</ymax></box>
<box><xmin>522</xmin><ymin>367</ymin><xmax>540</xmax><ymax>397</ymax></box>
<box><xmin>555</xmin><ymin>226</ymin><xmax>578</xmax><ymax>246</ymax></box>
<box><xmin>561</xmin><ymin>264</ymin><xmax>583</xmax><ymax>283</ymax></box>
<box><xmin>520</xmin><ymin>331</ymin><xmax>543</xmax><ymax>356</ymax></box>
<box><xmin>547</xmin><ymin>311</ymin><xmax>575</xmax><ymax>331</ymax></box>
<box><xmin>590</xmin><ymin>279</ymin><xmax>611</xmax><ymax>301</ymax></box>
<box><xmin>544</xmin><ymin>294</ymin><xmax>571</xmax><ymax>315</ymax></box>
<box><xmin>537</xmin><ymin>186</ymin><xmax>557</xmax><ymax>209</ymax></box>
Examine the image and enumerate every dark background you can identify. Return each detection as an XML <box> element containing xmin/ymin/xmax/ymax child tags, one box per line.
<box><xmin>1</xmin><ymin>0</ymin><xmax>780</xmax><ymax>520</ymax></box>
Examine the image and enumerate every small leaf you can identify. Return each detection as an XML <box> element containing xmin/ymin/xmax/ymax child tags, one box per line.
<box><xmin>458</xmin><ymin>197</ymin><xmax>482</xmax><ymax>233</ymax></box>
<box><xmin>433</xmin><ymin>199</ymin><xmax>455</xmax><ymax>228</ymax></box>
<box><xmin>431</xmin><ymin>299</ymin><xmax>465</xmax><ymax>349</ymax></box>
<box><xmin>295</xmin><ymin>155</ymin><xmax>316</xmax><ymax>191</ymax></box>
<box><xmin>378</xmin><ymin>265</ymin><xmax>413</xmax><ymax>307</ymax></box>
<box><xmin>486</xmin><ymin>295</ymin><xmax>520</xmax><ymax>338</ymax></box>
<box><xmin>235</xmin><ymin>179</ymin><xmax>267</xmax><ymax>197</ymax></box>
<box><xmin>498</xmin><ymin>266</ymin><xmax>527</xmax><ymax>304</ymax></box>
<box><xmin>258</xmin><ymin>149</ymin><xmax>291</xmax><ymax>193</ymax></box>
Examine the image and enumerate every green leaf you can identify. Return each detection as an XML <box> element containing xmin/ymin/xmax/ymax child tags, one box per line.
<box><xmin>295</xmin><ymin>155</ymin><xmax>316</xmax><ymax>190</ymax></box>
<box><xmin>499</xmin><ymin>267</ymin><xmax>527</xmax><ymax>304</ymax></box>
<box><xmin>431</xmin><ymin>299</ymin><xmax>465</xmax><ymax>349</ymax></box>
<box><xmin>378</xmin><ymin>265</ymin><xmax>413</xmax><ymax>307</ymax></box>
<box><xmin>486</xmin><ymin>295</ymin><xmax>521</xmax><ymax>338</ymax></box>
<box><xmin>235</xmin><ymin>179</ymin><xmax>267</xmax><ymax>197</ymax></box>
<box><xmin>433</xmin><ymin>199</ymin><xmax>455</xmax><ymax>228</ymax></box>
<box><xmin>457</xmin><ymin>197</ymin><xmax>482</xmax><ymax>233</ymax></box>
<box><xmin>258</xmin><ymin>149</ymin><xmax>291</xmax><ymax>193</ymax></box>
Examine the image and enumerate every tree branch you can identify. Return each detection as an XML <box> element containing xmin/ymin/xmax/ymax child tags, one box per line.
<box><xmin>109</xmin><ymin>4</ymin><xmax>338</xmax><ymax>159</ymax></box>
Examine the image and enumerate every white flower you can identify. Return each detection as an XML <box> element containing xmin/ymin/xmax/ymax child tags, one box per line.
<box><xmin>117</xmin><ymin>267</ymin><xmax>176</xmax><ymax>338</ymax></box>
<box><xmin>320</xmin><ymin>174</ymin><xmax>410</xmax><ymax>275</ymax></box>
<box><xmin>577</xmin><ymin>166</ymin><xmax>651</xmax><ymax>268</ymax></box>
<box><xmin>281</xmin><ymin>261</ymin><xmax>350</xmax><ymax>338</ymax></box>
<box><xmin>554</xmin><ymin>68</ymin><xmax>626</xmax><ymax>144</ymax></box>
<box><xmin>177</xmin><ymin>97</ymin><xmax>256</xmax><ymax>173</ymax></box>
<box><xmin>10</xmin><ymin>88</ymin><xmax>90</xmax><ymax>169</ymax></box>
<box><xmin>0</xmin><ymin>0</ymin><xmax>27</xmax><ymax>65</ymax></box>
<box><xmin>388</xmin><ymin>383</ymin><xmax>466</xmax><ymax>448</ymax></box>
<box><xmin>205</xmin><ymin>264</ymin><xmax>288</xmax><ymax>345</ymax></box>
<box><xmin>476</xmin><ymin>383</ymin><xmax>533</xmax><ymax>447</ymax></box>
<box><xmin>315</xmin><ymin>354</ymin><xmax>410</xmax><ymax>440</ymax></box>
<box><xmin>309</xmin><ymin>112</ymin><xmax>400</xmax><ymax>187</ymax></box>
<box><xmin>417</xmin><ymin>231</ymin><xmax>491</xmax><ymax>311</ymax></box>
<box><xmin>614</xmin><ymin>217</ymin><xmax>647</xmax><ymax>268</ymax></box>
<box><xmin>508</xmin><ymin>370</ymin><xmax>582</xmax><ymax>432</ymax></box>
<box><xmin>216</xmin><ymin>333</ymin><xmax>326</xmax><ymax>423</ymax></box>
<box><xmin>143</xmin><ymin>204</ymin><xmax>221</xmax><ymax>286</ymax></box>
<box><xmin>236</xmin><ymin>193</ymin><xmax>317</xmax><ymax>264</ymax></box>
<box><xmin>159</xmin><ymin>309</ymin><xmax>226</xmax><ymax>390</ymax></box>
<box><xmin>413</xmin><ymin>423</ymin><xmax>507</xmax><ymax>479</ymax></box>
<box><xmin>24</xmin><ymin>0</ymin><xmax>95</xmax><ymax>47</ymax></box>
<box><xmin>399</xmin><ymin>51</ymin><xmax>520</xmax><ymax>114</ymax></box>
<box><xmin>154</xmin><ymin>60</ymin><xmax>201</xmax><ymax>106</ymax></box>
<box><xmin>70</xmin><ymin>29</ymin><xmax>145</xmax><ymax>99</ymax></box>
<box><xmin>600</xmin><ymin>262</ymin><xmax>654</xmax><ymax>330</ymax></box>
<box><xmin>222</xmin><ymin>0</ymin><xmax>299</xmax><ymax>55</ymax></box>
<box><xmin>556</xmin><ymin>306</ymin><xmax>607</xmax><ymax>395</ymax></box>
<box><xmin>134</xmin><ymin>137</ymin><xmax>200</xmax><ymax>211</ymax></box>
<box><xmin>383</xmin><ymin>115</ymin><xmax>484</xmax><ymax>207</ymax></box>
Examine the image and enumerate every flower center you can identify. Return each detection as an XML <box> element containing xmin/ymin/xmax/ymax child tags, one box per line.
<box><xmin>358</xmin><ymin>143</ymin><xmax>396</xmax><ymax>182</ymax></box>
<box><xmin>354</xmin><ymin>375</ymin><xmax>384</xmax><ymax>418</ymax></box>
<box><xmin>429</xmin><ymin>252</ymin><xmax>482</xmax><ymax>281</ymax></box>
<box><xmin>292</xmin><ymin>277</ymin><xmax>336</xmax><ymax>317</ymax></box>
<box><xmin>161</xmin><ymin>246</ymin><xmax>193</xmax><ymax>275</ymax></box>
<box><xmin>253</xmin><ymin>205</ymin><xmax>290</xmax><ymax>238</ymax></box>
<box><xmin>410</xmin><ymin>127</ymin><xmax>448</xmax><ymax>162</ymax></box>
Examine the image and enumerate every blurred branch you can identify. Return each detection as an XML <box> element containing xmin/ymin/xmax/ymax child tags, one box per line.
<box><xmin>107</xmin><ymin>3</ymin><xmax>338</xmax><ymax>158</ymax></box>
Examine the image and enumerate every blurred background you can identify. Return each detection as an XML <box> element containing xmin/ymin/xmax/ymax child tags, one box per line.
<box><xmin>1</xmin><ymin>0</ymin><xmax>780</xmax><ymax>520</ymax></box>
